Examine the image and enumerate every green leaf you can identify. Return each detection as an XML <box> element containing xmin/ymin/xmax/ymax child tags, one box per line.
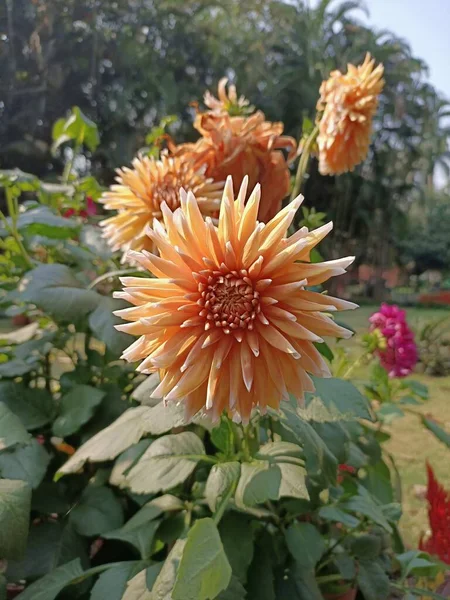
<box><xmin>310</xmin><ymin>377</ymin><xmax>373</xmax><ymax>420</ymax></box>
<box><xmin>14</xmin><ymin>558</ymin><xmax>84</xmax><ymax>600</ymax></box>
<box><xmin>314</xmin><ymin>341</ymin><xmax>334</xmax><ymax>362</ymax></box>
<box><xmin>291</xmin><ymin>564</ymin><xmax>324</xmax><ymax>600</ymax></box>
<box><xmin>127</xmin><ymin>432</ymin><xmax>205</xmax><ymax>494</ymax></box>
<box><xmin>0</xmin><ymin>382</ymin><xmax>54</xmax><ymax>430</ymax></box>
<box><xmin>89</xmin><ymin>297</ymin><xmax>132</xmax><ymax>357</ymax></box>
<box><xmin>246</xmin><ymin>533</ymin><xmax>275</xmax><ymax>600</ymax></box>
<box><xmin>205</xmin><ymin>461</ymin><xmax>240</xmax><ymax>513</ymax></box>
<box><xmin>57</xmin><ymin>406</ymin><xmax>153</xmax><ymax>476</ymax></box>
<box><xmin>219</xmin><ymin>513</ymin><xmax>253</xmax><ymax>584</ymax></box>
<box><xmin>210</xmin><ymin>418</ymin><xmax>234</xmax><ymax>454</ymax></box>
<box><xmin>0</xmin><ymin>402</ymin><xmax>31</xmax><ymax>450</ymax></box>
<box><xmin>255</xmin><ymin>444</ymin><xmax>309</xmax><ymax>500</ymax></box>
<box><xmin>91</xmin><ymin>562</ymin><xmax>142</xmax><ymax>600</ymax></box>
<box><xmin>16</xmin><ymin>206</ymin><xmax>80</xmax><ymax>239</ymax></box>
<box><xmin>0</xmin><ymin>439</ymin><xmax>50</xmax><ymax>489</ymax></box>
<box><xmin>0</xmin><ymin>357</ymin><xmax>39</xmax><ymax>377</ymax></box>
<box><xmin>110</xmin><ymin>440</ymin><xmax>153</xmax><ymax>489</ymax></box>
<box><xmin>349</xmin><ymin>533</ymin><xmax>382</xmax><ymax>559</ymax></box>
<box><xmin>404</xmin><ymin>380</ymin><xmax>428</xmax><ymax>399</ymax></box>
<box><xmin>422</xmin><ymin>416</ymin><xmax>450</xmax><ymax>448</ymax></box>
<box><xmin>69</xmin><ymin>485</ymin><xmax>124</xmax><ymax>536</ymax></box>
<box><xmin>341</xmin><ymin>489</ymin><xmax>392</xmax><ymax>532</ymax></box>
<box><xmin>235</xmin><ymin>461</ymin><xmax>281</xmax><ymax>506</ymax></box>
<box><xmin>362</xmin><ymin>460</ymin><xmax>394</xmax><ymax>505</ymax></box>
<box><xmin>217</xmin><ymin>576</ymin><xmax>247</xmax><ymax>599</ymax></box>
<box><xmin>396</xmin><ymin>550</ymin><xmax>441</xmax><ymax>580</ymax></box>
<box><xmin>122</xmin><ymin>568</ymin><xmax>152</xmax><ymax>600</ymax></box>
<box><xmin>53</xmin><ymin>384</ymin><xmax>106</xmax><ymax>437</ymax></box>
<box><xmin>21</xmin><ymin>264</ymin><xmax>100</xmax><ymax>321</ymax></box>
<box><xmin>7</xmin><ymin>522</ymin><xmax>88</xmax><ymax>581</ymax></box>
<box><xmin>377</xmin><ymin>403</ymin><xmax>405</xmax><ymax>423</ymax></box>
<box><xmin>173</xmin><ymin>518</ymin><xmax>232</xmax><ymax>600</ymax></box>
<box><xmin>318</xmin><ymin>505</ymin><xmax>360</xmax><ymax>529</ymax></box>
<box><xmin>0</xmin><ymin>479</ymin><xmax>31</xmax><ymax>560</ymax></box>
<box><xmin>285</xmin><ymin>523</ymin><xmax>325</xmax><ymax>569</ymax></box>
<box><xmin>52</xmin><ymin>106</ymin><xmax>99</xmax><ymax>152</ymax></box>
<box><xmin>31</xmin><ymin>482</ymin><xmax>70</xmax><ymax>514</ymax></box>
<box><xmin>104</xmin><ymin>502</ymin><xmax>163</xmax><ymax>558</ymax></box>
<box><xmin>357</xmin><ymin>559</ymin><xmax>390</xmax><ymax>600</ymax></box>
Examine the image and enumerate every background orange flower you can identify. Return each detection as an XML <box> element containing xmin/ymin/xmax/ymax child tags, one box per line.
<box><xmin>317</xmin><ymin>53</ymin><xmax>384</xmax><ymax>175</ymax></box>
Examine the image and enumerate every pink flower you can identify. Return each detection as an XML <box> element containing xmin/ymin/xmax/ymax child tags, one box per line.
<box><xmin>63</xmin><ymin>196</ymin><xmax>97</xmax><ymax>219</ymax></box>
<box><xmin>369</xmin><ymin>303</ymin><xmax>417</xmax><ymax>377</ymax></box>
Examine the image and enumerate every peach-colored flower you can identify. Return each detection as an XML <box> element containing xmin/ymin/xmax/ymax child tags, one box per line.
<box><xmin>317</xmin><ymin>53</ymin><xmax>384</xmax><ymax>175</ymax></box>
<box><xmin>100</xmin><ymin>154</ymin><xmax>223</xmax><ymax>260</ymax></box>
<box><xmin>203</xmin><ymin>77</ymin><xmax>254</xmax><ymax>116</ymax></box>
<box><xmin>114</xmin><ymin>176</ymin><xmax>356</xmax><ymax>423</ymax></box>
<box><xmin>173</xmin><ymin>103</ymin><xmax>296</xmax><ymax>223</ymax></box>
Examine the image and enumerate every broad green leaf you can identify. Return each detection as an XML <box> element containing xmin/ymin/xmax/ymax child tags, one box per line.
<box><xmin>0</xmin><ymin>439</ymin><xmax>50</xmax><ymax>488</ymax></box>
<box><xmin>256</xmin><ymin>441</ymin><xmax>303</xmax><ymax>459</ymax></box>
<box><xmin>173</xmin><ymin>518</ymin><xmax>232</xmax><ymax>600</ymax></box>
<box><xmin>16</xmin><ymin>206</ymin><xmax>80</xmax><ymax>239</ymax></box>
<box><xmin>341</xmin><ymin>489</ymin><xmax>392</xmax><ymax>533</ymax></box>
<box><xmin>53</xmin><ymin>384</ymin><xmax>106</xmax><ymax>437</ymax></box>
<box><xmin>404</xmin><ymin>380</ymin><xmax>428</xmax><ymax>399</ymax></box>
<box><xmin>217</xmin><ymin>576</ymin><xmax>247</xmax><ymax>599</ymax></box>
<box><xmin>0</xmin><ymin>402</ymin><xmax>30</xmax><ymax>450</ymax></box>
<box><xmin>291</xmin><ymin>564</ymin><xmax>324</xmax><ymax>599</ymax></box>
<box><xmin>235</xmin><ymin>461</ymin><xmax>281</xmax><ymax>507</ymax></box>
<box><xmin>310</xmin><ymin>376</ymin><xmax>373</xmax><ymax>420</ymax></box>
<box><xmin>7</xmin><ymin>522</ymin><xmax>88</xmax><ymax>581</ymax></box>
<box><xmin>0</xmin><ymin>382</ymin><xmax>54</xmax><ymax>430</ymax></box>
<box><xmin>131</xmin><ymin>373</ymin><xmax>162</xmax><ymax>405</ymax></box>
<box><xmin>396</xmin><ymin>550</ymin><xmax>442</xmax><ymax>580</ymax></box>
<box><xmin>357</xmin><ymin>559</ymin><xmax>390</xmax><ymax>600</ymax></box>
<box><xmin>277</xmin><ymin>463</ymin><xmax>309</xmax><ymax>500</ymax></box>
<box><xmin>0</xmin><ymin>357</ymin><xmax>39</xmax><ymax>377</ymax></box>
<box><xmin>422</xmin><ymin>416</ymin><xmax>450</xmax><ymax>448</ymax></box>
<box><xmin>318</xmin><ymin>505</ymin><xmax>360</xmax><ymax>529</ymax></box>
<box><xmin>314</xmin><ymin>341</ymin><xmax>334</xmax><ymax>361</ymax></box>
<box><xmin>52</xmin><ymin>106</ymin><xmax>99</xmax><ymax>152</ymax></box>
<box><xmin>285</xmin><ymin>523</ymin><xmax>325</xmax><ymax>569</ymax></box>
<box><xmin>104</xmin><ymin>502</ymin><xmax>163</xmax><ymax>558</ymax></box>
<box><xmin>246</xmin><ymin>532</ymin><xmax>275</xmax><ymax>600</ymax></box>
<box><xmin>205</xmin><ymin>462</ymin><xmax>240</xmax><ymax>513</ymax></box>
<box><xmin>0</xmin><ymin>479</ymin><xmax>31</xmax><ymax>560</ymax></box>
<box><xmin>148</xmin><ymin>540</ymin><xmax>185</xmax><ymax>599</ymax></box>
<box><xmin>57</xmin><ymin>406</ymin><xmax>153</xmax><ymax>475</ymax></box>
<box><xmin>110</xmin><ymin>440</ymin><xmax>153</xmax><ymax>489</ymax></box>
<box><xmin>0</xmin><ymin>322</ymin><xmax>39</xmax><ymax>344</ymax></box>
<box><xmin>377</xmin><ymin>403</ymin><xmax>405</xmax><ymax>423</ymax></box>
<box><xmin>21</xmin><ymin>264</ymin><xmax>100</xmax><ymax>321</ymax></box>
<box><xmin>362</xmin><ymin>460</ymin><xmax>394</xmax><ymax>505</ymax></box>
<box><xmin>210</xmin><ymin>418</ymin><xmax>234</xmax><ymax>454</ymax></box>
<box><xmin>69</xmin><ymin>485</ymin><xmax>124</xmax><ymax>536</ymax></box>
<box><xmin>89</xmin><ymin>297</ymin><xmax>132</xmax><ymax>357</ymax></box>
<box><xmin>31</xmin><ymin>482</ymin><xmax>70</xmax><ymax>514</ymax></box>
<box><xmin>91</xmin><ymin>562</ymin><xmax>142</xmax><ymax>600</ymax></box>
<box><xmin>121</xmin><ymin>568</ymin><xmax>151</xmax><ymax>600</ymax></box>
<box><xmin>127</xmin><ymin>432</ymin><xmax>205</xmax><ymax>494</ymax></box>
<box><xmin>14</xmin><ymin>558</ymin><xmax>84</xmax><ymax>600</ymax></box>
<box><xmin>219</xmin><ymin>513</ymin><xmax>253</xmax><ymax>584</ymax></box>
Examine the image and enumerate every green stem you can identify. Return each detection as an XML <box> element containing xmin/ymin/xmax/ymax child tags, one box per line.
<box><xmin>62</xmin><ymin>144</ymin><xmax>80</xmax><ymax>184</ymax></box>
<box><xmin>87</xmin><ymin>268</ymin><xmax>140</xmax><ymax>290</ymax></box>
<box><xmin>290</xmin><ymin>124</ymin><xmax>319</xmax><ymax>200</ymax></box>
<box><xmin>241</xmin><ymin>424</ymin><xmax>253</xmax><ymax>461</ymax></box>
<box><xmin>316</xmin><ymin>574</ymin><xmax>345</xmax><ymax>585</ymax></box>
<box><xmin>212</xmin><ymin>478</ymin><xmax>238</xmax><ymax>526</ymax></box>
<box><xmin>181</xmin><ymin>454</ymin><xmax>219</xmax><ymax>464</ymax></box>
<box><xmin>0</xmin><ymin>188</ymin><xmax>33</xmax><ymax>269</ymax></box>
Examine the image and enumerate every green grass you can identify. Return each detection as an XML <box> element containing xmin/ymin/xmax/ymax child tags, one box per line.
<box><xmin>335</xmin><ymin>305</ymin><xmax>450</xmax><ymax>548</ymax></box>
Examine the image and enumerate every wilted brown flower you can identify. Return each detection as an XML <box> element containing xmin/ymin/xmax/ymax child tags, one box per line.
<box><xmin>100</xmin><ymin>155</ymin><xmax>223</xmax><ymax>259</ymax></box>
<box><xmin>114</xmin><ymin>176</ymin><xmax>356</xmax><ymax>423</ymax></box>
<box><xmin>316</xmin><ymin>53</ymin><xmax>384</xmax><ymax>175</ymax></box>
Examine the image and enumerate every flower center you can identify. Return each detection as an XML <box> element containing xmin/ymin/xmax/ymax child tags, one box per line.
<box><xmin>198</xmin><ymin>272</ymin><xmax>260</xmax><ymax>333</ymax></box>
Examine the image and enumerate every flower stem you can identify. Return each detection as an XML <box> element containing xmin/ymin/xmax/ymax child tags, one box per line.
<box><xmin>0</xmin><ymin>187</ymin><xmax>33</xmax><ymax>269</ymax></box>
<box><xmin>290</xmin><ymin>124</ymin><xmax>319</xmax><ymax>200</ymax></box>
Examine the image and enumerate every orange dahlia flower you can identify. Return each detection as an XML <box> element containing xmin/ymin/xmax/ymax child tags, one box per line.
<box><xmin>317</xmin><ymin>53</ymin><xmax>384</xmax><ymax>176</ymax></box>
<box><xmin>173</xmin><ymin>82</ymin><xmax>296</xmax><ymax>223</ymax></box>
<box><xmin>114</xmin><ymin>176</ymin><xmax>356</xmax><ymax>423</ymax></box>
<box><xmin>100</xmin><ymin>154</ymin><xmax>223</xmax><ymax>259</ymax></box>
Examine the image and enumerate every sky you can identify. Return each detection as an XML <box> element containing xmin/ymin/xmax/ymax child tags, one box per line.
<box><xmin>347</xmin><ymin>0</ymin><xmax>450</xmax><ymax>100</ymax></box>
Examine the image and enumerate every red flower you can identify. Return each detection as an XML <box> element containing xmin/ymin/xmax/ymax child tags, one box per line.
<box><xmin>63</xmin><ymin>196</ymin><xmax>97</xmax><ymax>219</ymax></box>
<box><xmin>420</xmin><ymin>463</ymin><xmax>450</xmax><ymax>565</ymax></box>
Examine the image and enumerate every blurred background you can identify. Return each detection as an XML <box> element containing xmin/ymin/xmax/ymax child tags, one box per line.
<box><xmin>1</xmin><ymin>0</ymin><xmax>450</xmax><ymax>303</ymax></box>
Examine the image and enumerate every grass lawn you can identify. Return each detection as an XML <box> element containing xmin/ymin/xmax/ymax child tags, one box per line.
<box><xmin>335</xmin><ymin>305</ymin><xmax>450</xmax><ymax>547</ymax></box>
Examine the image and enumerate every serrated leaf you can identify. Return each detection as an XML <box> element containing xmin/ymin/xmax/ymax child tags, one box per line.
<box><xmin>21</xmin><ymin>264</ymin><xmax>100</xmax><ymax>321</ymax></box>
<box><xmin>89</xmin><ymin>297</ymin><xmax>132</xmax><ymax>357</ymax></box>
<box><xmin>14</xmin><ymin>558</ymin><xmax>84</xmax><ymax>600</ymax></box>
<box><xmin>310</xmin><ymin>377</ymin><xmax>373</xmax><ymax>420</ymax></box>
<box><xmin>0</xmin><ymin>381</ymin><xmax>54</xmax><ymax>430</ymax></box>
<box><xmin>58</xmin><ymin>407</ymin><xmax>153</xmax><ymax>475</ymax></box>
<box><xmin>205</xmin><ymin>462</ymin><xmax>240</xmax><ymax>513</ymax></box>
<box><xmin>357</xmin><ymin>559</ymin><xmax>390</xmax><ymax>600</ymax></box>
<box><xmin>0</xmin><ymin>439</ymin><xmax>50</xmax><ymax>488</ymax></box>
<box><xmin>285</xmin><ymin>523</ymin><xmax>325</xmax><ymax>569</ymax></box>
<box><xmin>0</xmin><ymin>479</ymin><xmax>31</xmax><ymax>560</ymax></box>
<box><xmin>235</xmin><ymin>461</ymin><xmax>281</xmax><ymax>507</ymax></box>
<box><xmin>219</xmin><ymin>513</ymin><xmax>253</xmax><ymax>584</ymax></box>
<box><xmin>69</xmin><ymin>485</ymin><xmax>124</xmax><ymax>536</ymax></box>
<box><xmin>127</xmin><ymin>432</ymin><xmax>205</xmax><ymax>494</ymax></box>
<box><xmin>0</xmin><ymin>403</ymin><xmax>30</xmax><ymax>450</ymax></box>
<box><xmin>53</xmin><ymin>384</ymin><xmax>106</xmax><ymax>437</ymax></box>
<box><xmin>173</xmin><ymin>518</ymin><xmax>231</xmax><ymax>600</ymax></box>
